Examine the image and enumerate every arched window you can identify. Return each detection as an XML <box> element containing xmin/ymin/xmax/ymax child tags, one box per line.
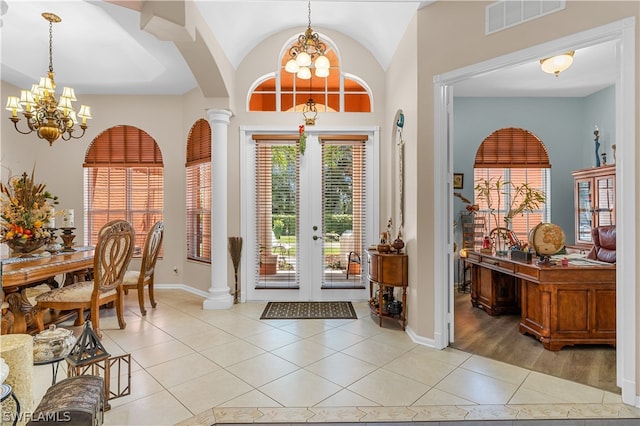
<box><xmin>248</xmin><ymin>35</ymin><xmax>372</xmax><ymax>112</ymax></box>
<box><xmin>186</xmin><ymin>119</ymin><xmax>212</xmax><ymax>263</ymax></box>
<box><xmin>84</xmin><ymin>125</ymin><xmax>164</xmax><ymax>251</ymax></box>
<box><xmin>473</xmin><ymin>127</ymin><xmax>551</xmax><ymax>242</ymax></box>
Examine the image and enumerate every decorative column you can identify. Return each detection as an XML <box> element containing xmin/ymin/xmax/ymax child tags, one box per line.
<box><xmin>203</xmin><ymin>109</ymin><xmax>234</xmax><ymax>310</ymax></box>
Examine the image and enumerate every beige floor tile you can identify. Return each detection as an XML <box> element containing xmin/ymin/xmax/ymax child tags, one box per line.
<box><xmin>304</xmin><ymin>352</ymin><xmax>377</xmax><ymax>387</ymax></box>
<box><xmin>258</xmin><ymin>369</ymin><xmax>342</xmax><ymax>407</ymax></box>
<box><xmin>218</xmin><ymin>389</ymin><xmax>282</xmax><ymax>407</ymax></box>
<box><xmin>105</xmin><ymin>326</ymin><xmax>176</xmax><ymax>352</ymax></box>
<box><xmin>411</xmin><ymin>405</ymin><xmax>470</xmax><ymax>421</ymax></box>
<box><xmin>104</xmin><ymin>389</ymin><xmax>192</xmax><ymax>426</ymax></box>
<box><xmin>347</xmin><ymin>368</ymin><xmax>431</xmax><ymax>406</ymax></box>
<box><xmin>314</xmin><ymin>389</ymin><xmax>379</xmax><ymax>407</ymax></box>
<box><xmin>308</xmin><ymin>406</ymin><xmax>368</xmax><ymax>422</ymax></box>
<box><xmin>307</xmin><ymin>327</ymin><xmax>368</xmax><ymax>351</ymax></box>
<box><xmin>178</xmin><ymin>326</ymin><xmax>240</xmax><ymax>352</ymax></box>
<box><xmin>242</xmin><ymin>327</ymin><xmax>301</xmax><ymax>351</ymax></box>
<box><xmin>27</xmin><ymin>289</ymin><xmax>636</xmax><ymax>426</ymax></box>
<box><xmin>341</xmin><ymin>338</ymin><xmax>408</xmax><ymax>366</ymax></box>
<box><xmin>225</xmin><ymin>352</ymin><xmax>299</xmax><ymax>387</ymax></box>
<box><xmin>146</xmin><ymin>352</ymin><xmax>221</xmax><ymax>388</ymax></box>
<box><xmin>385</xmin><ymin>348</ymin><xmax>458</xmax><ymax>386</ymax></box>
<box><xmin>412</xmin><ymin>388</ymin><xmax>476</xmax><ymax>406</ymax></box>
<box><xmin>130</xmin><ymin>339</ymin><xmax>195</xmax><ymax>368</ymax></box>
<box><xmin>434</xmin><ymin>367</ymin><xmax>519</xmax><ymax>404</ymax></box>
<box><xmin>169</xmin><ymin>369</ymin><xmax>253</xmax><ymax>414</ymax></box>
<box><xmin>461</xmin><ymin>354</ymin><xmax>530</xmax><ymax>385</ymax></box>
<box><xmin>107</xmin><ymin>368</ymin><xmax>166</xmax><ymax>408</ymax></box>
<box><xmin>270</xmin><ymin>339</ymin><xmax>336</xmax><ymax>367</ymax></box>
<box><xmin>199</xmin><ymin>339</ymin><xmax>265</xmax><ymax>367</ymax></box>
<box><xmin>521</xmin><ymin>371</ymin><xmax>605</xmax><ymax>403</ymax></box>
<box><xmin>278</xmin><ymin>319</ymin><xmax>337</xmax><ymax>338</ymax></box>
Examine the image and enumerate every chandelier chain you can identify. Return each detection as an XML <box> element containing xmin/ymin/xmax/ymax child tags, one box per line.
<box><xmin>48</xmin><ymin>19</ymin><xmax>54</xmax><ymax>73</ymax></box>
<box><xmin>307</xmin><ymin>1</ymin><xmax>311</xmax><ymax>29</ymax></box>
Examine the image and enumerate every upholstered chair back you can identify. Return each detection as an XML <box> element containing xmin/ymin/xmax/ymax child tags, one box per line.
<box><xmin>587</xmin><ymin>225</ymin><xmax>616</xmax><ymax>263</ymax></box>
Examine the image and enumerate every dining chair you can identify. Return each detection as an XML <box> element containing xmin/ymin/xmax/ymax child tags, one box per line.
<box><xmin>122</xmin><ymin>221</ymin><xmax>164</xmax><ymax>316</ymax></box>
<box><xmin>33</xmin><ymin>220</ymin><xmax>134</xmax><ymax>338</ymax></box>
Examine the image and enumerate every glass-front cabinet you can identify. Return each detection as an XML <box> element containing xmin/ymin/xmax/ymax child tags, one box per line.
<box><xmin>572</xmin><ymin>165</ymin><xmax>615</xmax><ymax>246</ymax></box>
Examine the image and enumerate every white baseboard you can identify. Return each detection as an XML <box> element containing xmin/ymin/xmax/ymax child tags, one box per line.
<box><xmin>154</xmin><ymin>283</ymin><xmax>209</xmax><ymax>298</ymax></box>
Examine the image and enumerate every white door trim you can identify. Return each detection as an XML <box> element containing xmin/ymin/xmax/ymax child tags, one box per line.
<box><xmin>239</xmin><ymin>125</ymin><xmax>380</xmax><ymax>302</ymax></box>
<box><xmin>433</xmin><ymin>18</ymin><xmax>637</xmax><ymax>406</ymax></box>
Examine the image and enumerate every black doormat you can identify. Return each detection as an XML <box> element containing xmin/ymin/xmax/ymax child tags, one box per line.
<box><xmin>260</xmin><ymin>301</ymin><xmax>357</xmax><ymax>320</ymax></box>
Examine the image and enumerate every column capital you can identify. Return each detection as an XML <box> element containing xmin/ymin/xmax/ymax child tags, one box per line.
<box><xmin>206</xmin><ymin>109</ymin><xmax>233</xmax><ymax>125</ymax></box>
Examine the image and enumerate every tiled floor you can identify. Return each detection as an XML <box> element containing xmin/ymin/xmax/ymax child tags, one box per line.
<box><xmin>29</xmin><ymin>289</ymin><xmax>640</xmax><ymax>425</ymax></box>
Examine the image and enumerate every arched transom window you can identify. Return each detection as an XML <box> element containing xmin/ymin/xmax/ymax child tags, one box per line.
<box><xmin>249</xmin><ymin>34</ymin><xmax>372</xmax><ymax>113</ymax></box>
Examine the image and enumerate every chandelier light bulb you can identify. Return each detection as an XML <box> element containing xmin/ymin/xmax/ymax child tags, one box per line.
<box><xmin>314</xmin><ymin>67</ymin><xmax>329</xmax><ymax>78</ymax></box>
<box><xmin>285</xmin><ymin>59</ymin><xmax>299</xmax><ymax>73</ymax></box>
<box><xmin>314</xmin><ymin>55</ymin><xmax>329</xmax><ymax>69</ymax></box>
<box><xmin>297</xmin><ymin>66</ymin><xmax>312</xmax><ymax>80</ymax></box>
<box><xmin>296</xmin><ymin>51</ymin><xmax>312</xmax><ymax>67</ymax></box>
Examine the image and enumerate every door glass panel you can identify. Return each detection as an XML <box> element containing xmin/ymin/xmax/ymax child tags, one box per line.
<box><xmin>577</xmin><ymin>180</ymin><xmax>593</xmax><ymax>242</ymax></box>
<box><xmin>596</xmin><ymin>177</ymin><xmax>615</xmax><ymax>226</ymax></box>
<box><xmin>255</xmin><ymin>141</ymin><xmax>299</xmax><ymax>289</ymax></box>
<box><xmin>321</xmin><ymin>139</ymin><xmax>366</xmax><ymax>289</ymax></box>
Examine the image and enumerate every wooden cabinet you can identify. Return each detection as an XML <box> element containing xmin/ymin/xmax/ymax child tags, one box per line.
<box><xmin>467</xmin><ymin>252</ymin><xmax>519</xmax><ymax>315</ymax></box>
<box><xmin>366</xmin><ymin>250</ymin><xmax>408</xmax><ymax>329</ymax></box>
<box><xmin>572</xmin><ymin>165</ymin><xmax>615</xmax><ymax>246</ymax></box>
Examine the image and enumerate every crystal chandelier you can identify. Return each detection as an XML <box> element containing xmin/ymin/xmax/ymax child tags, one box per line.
<box><xmin>5</xmin><ymin>12</ymin><xmax>92</xmax><ymax>146</ymax></box>
<box><xmin>285</xmin><ymin>1</ymin><xmax>330</xmax><ymax>80</ymax></box>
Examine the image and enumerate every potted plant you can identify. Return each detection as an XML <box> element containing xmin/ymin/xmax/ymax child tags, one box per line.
<box><xmin>474</xmin><ymin>177</ymin><xmax>546</xmax><ymax>254</ymax></box>
<box><xmin>259</xmin><ymin>244</ymin><xmax>278</xmax><ymax>275</ymax></box>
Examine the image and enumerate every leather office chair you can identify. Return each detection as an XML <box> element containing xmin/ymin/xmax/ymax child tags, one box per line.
<box><xmin>122</xmin><ymin>221</ymin><xmax>164</xmax><ymax>316</ymax></box>
<box><xmin>34</xmin><ymin>220</ymin><xmax>134</xmax><ymax>338</ymax></box>
<box><xmin>587</xmin><ymin>225</ymin><xmax>616</xmax><ymax>263</ymax></box>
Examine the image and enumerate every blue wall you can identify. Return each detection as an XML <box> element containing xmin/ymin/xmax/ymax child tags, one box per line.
<box><xmin>453</xmin><ymin>86</ymin><xmax>615</xmax><ymax>246</ymax></box>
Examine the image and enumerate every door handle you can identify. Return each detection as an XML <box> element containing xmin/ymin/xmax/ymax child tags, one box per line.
<box><xmin>312</xmin><ymin>225</ymin><xmax>323</xmax><ymax>240</ymax></box>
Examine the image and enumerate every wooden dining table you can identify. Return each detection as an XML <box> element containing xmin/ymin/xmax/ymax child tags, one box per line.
<box><xmin>1</xmin><ymin>248</ymin><xmax>94</xmax><ymax>334</ymax></box>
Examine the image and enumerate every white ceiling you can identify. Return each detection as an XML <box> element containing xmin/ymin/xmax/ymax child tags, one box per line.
<box><xmin>0</xmin><ymin>0</ymin><xmax>616</xmax><ymax>97</ymax></box>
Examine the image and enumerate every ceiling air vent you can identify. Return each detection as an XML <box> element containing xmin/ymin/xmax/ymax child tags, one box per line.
<box><xmin>486</xmin><ymin>0</ymin><xmax>565</xmax><ymax>35</ymax></box>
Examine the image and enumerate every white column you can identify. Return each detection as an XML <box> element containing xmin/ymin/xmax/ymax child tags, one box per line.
<box><xmin>203</xmin><ymin>109</ymin><xmax>233</xmax><ymax>310</ymax></box>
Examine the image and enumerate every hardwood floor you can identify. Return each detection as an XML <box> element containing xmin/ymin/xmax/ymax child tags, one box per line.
<box><xmin>450</xmin><ymin>288</ymin><xmax>619</xmax><ymax>394</ymax></box>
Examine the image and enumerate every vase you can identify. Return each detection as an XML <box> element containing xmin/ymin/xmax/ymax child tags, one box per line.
<box><xmin>4</xmin><ymin>238</ymin><xmax>48</xmax><ymax>257</ymax></box>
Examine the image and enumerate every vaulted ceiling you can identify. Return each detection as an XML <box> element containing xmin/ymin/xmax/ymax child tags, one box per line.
<box><xmin>0</xmin><ymin>1</ymin><xmax>615</xmax><ymax>98</ymax></box>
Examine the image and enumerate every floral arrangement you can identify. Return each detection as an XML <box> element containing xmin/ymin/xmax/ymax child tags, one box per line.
<box><xmin>298</xmin><ymin>125</ymin><xmax>307</xmax><ymax>155</ymax></box>
<box><xmin>0</xmin><ymin>169</ymin><xmax>58</xmax><ymax>248</ymax></box>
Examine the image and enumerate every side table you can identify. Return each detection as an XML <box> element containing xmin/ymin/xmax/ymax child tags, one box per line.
<box><xmin>34</xmin><ymin>356</ymin><xmax>64</xmax><ymax>386</ymax></box>
<box><xmin>1</xmin><ymin>383</ymin><xmax>20</xmax><ymax>426</ymax></box>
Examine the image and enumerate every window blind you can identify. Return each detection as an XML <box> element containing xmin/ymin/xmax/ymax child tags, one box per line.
<box><xmin>83</xmin><ymin>126</ymin><xmax>164</xmax><ymax>252</ymax></box>
<box><xmin>474</xmin><ymin>127</ymin><xmax>550</xmax><ymax>168</ymax></box>
<box><xmin>319</xmin><ymin>135</ymin><xmax>367</xmax><ymax>289</ymax></box>
<box><xmin>253</xmin><ymin>135</ymin><xmax>300</xmax><ymax>289</ymax></box>
<box><xmin>186</xmin><ymin>119</ymin><xmax>212</xmax><ymax>262</ymax></box>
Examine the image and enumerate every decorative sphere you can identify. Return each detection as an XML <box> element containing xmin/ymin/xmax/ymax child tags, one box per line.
<box><xmin>529</xmin><ymin>223</ymin><xmax>566</xmax><ymax>256</ymax></box>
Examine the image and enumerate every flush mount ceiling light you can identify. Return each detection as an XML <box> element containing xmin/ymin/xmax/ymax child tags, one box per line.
<box><xmin>5</xmin><ymin>12</ymin><xmax>92</xmax><ymax>146</ymax></box>
<box><xmin>285</xmin><ymin>1</ymin><xmax>330</xmax><ymax>80</ymax></box>
<box><xmin>540</xmin><ymin>51</ymin><xmax>575</xmax><ymax>77</ymax></box>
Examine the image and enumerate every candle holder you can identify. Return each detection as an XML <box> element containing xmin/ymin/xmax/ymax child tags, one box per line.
<box><xmin>59</xmin><ymin>227</ymin><xmax>77</xmax><ymax>252</ymax></box>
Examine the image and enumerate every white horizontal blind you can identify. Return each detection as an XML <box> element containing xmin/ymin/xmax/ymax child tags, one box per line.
<box><xmin>254</xmin><ymin>136</ymin><xmax>300</xmax><ymax>289</ymax></box>
<box><xmin>321</xmin><ymin>136</ymin><xmax>367</xmax><ymax>289</ymax></box>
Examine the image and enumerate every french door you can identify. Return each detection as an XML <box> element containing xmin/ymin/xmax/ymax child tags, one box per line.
<box><xmin>242</xmin><ymin>129</ymin><xmax>377</xmax><ymax>302</ymax></box>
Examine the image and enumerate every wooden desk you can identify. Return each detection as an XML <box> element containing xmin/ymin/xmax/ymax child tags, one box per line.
<box><xmin>1</xmin><ymin>249</ymin><xmax>94</xmax><ymax>334</ymax></box>
<box><xmin>465</xmin><ymin>251</ymin><xmax>616</xmax><ymax>351</ymax></box>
